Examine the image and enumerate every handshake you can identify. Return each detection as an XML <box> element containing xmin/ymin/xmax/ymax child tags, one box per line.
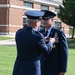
<box><xmin>44</xmin><ymin>37</ymin><xmax>55</xmax><ymax>44</ymax></box>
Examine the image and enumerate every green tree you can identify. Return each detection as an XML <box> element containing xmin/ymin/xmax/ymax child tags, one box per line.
<box><xmin>58</xmin><ymin>0</ymin><xmax>75</xmax><ymax>38</ymax></box>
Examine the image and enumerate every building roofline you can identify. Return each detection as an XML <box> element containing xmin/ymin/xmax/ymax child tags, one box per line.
<box><xmin>24</xmin><ymin>0</ymin><xmax>62</xmax><ymax>7</ymax></box>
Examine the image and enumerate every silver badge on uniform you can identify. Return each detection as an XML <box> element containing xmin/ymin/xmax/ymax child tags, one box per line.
<box><xmin>52</xmin><ymin>44</ymin><xmax>56</xmax><ymax>48</ymax></box>
<box><xmin>54</xmin><ymin>33</ymin><xmax>59</xmax><ymax>43</ymax></box>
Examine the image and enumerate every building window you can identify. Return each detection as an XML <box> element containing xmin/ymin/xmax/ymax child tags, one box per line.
<box><xmin>41</xmin><ymin>5</ymin><xmax>49</xmax><ymax>10</ymax></box>
<box><xmin>55</xmin><ymin>7</ymin><xmax>60</xmax><ymax>13</ymax></box>
<box><xmin>23</xmin><ymin>18</ymin><xmax>27</xmax><ymax>27</ymax></box>
<box><xmin>54</xmin><ymin>21</ymin><xmax>61</xmax><ymax>29</ymax></box>
<box><xmin>23</xmin><ymin>1</ymin><xmax>33</xmax><ymax>8</ymax></box>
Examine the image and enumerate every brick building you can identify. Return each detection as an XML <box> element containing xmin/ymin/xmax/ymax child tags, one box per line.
<box><xmin>0</xmin><ymin>0</ymin><xmax>70</xmax><ymax>37</ymax></box>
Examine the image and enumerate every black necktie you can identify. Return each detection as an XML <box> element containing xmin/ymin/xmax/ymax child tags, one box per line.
<box><xmin>45</xmin><ymin>31</ymin><xmax>48</xmax><ymax>36</ymax></box>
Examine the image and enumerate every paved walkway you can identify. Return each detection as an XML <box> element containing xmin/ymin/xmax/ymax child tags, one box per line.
<box><xmin>0</xmin><ymin>34</ymin><xmax>75</xmax><ymax>46</ymax></box>
<box><xmin>0</xmin><ymin>39</ymin><xmax>16</xmax><ymax>46</ymax></box>
<box><xmin>0</xmin><ymin>34</ymin><xmax>16</xmax><ymax>46</ymax></box>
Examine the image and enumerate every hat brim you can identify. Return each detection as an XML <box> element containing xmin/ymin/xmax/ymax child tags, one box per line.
<box><xmin>25</xmin><ymin>10</ymin><xmax>44</xmax><ymax>19</ymax></box>
<box><xmin>41</xmin><ymin>10</ymin><xmax>56</xmax><ymax>19</ymax></box>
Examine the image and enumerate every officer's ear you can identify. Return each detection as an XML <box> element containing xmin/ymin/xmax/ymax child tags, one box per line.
<box><xmin>35</xmin><ymin>20</ymin><xmax>39</xmax><ymax>25</ymax></box>
<box><xmin>51</xmin><ymin>18</ymin><xmax>54</xmax><ymax>22</ymax></box>
<box><xmin>50</xmin><ymin>18</ymin><xmax>54</xmax><ymax>25</ymax></box>
<box><xmin>49</xmin><ymin>18</ymin><xmax>54</xmax><ymax>23</ymax></box>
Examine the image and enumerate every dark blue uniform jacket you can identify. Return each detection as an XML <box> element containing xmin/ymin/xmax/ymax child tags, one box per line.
<box><xmin>12</xmin><ymin>26</ymin><xmax>53</xmax><ymax>75</ymax></box>
<box><xmin>40</xmin><ymin>27</ymin><xmax>68</xmax><ymax>75</ymax></box>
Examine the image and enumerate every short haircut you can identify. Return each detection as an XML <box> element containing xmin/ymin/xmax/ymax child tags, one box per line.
<box><xmin>28</xmin><ymin>19</ymin><xmax>39</xmax><ymax>23</ymax></box>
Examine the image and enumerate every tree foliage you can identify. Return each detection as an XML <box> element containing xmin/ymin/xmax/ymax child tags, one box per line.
<box><xmin>58</xmin><ymin>0</ymin><xmax>75</xmax><ymax>27</ymax></box>
<box><xmin>58</xmin><ymin>0</ymin><xmax>75</xmax><ymax>38</ymax></box>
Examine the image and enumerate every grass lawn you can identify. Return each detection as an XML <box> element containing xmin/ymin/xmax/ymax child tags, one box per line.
<box><xmin>65</xmin><ymin>49</ymin><xmax>75</xmax><ymax>75</ymax></box>
<box><xmin>67</xmin><ymin>38</ymin><xmax>75</xmax><ymax>49</ymax></box>
<box><xmin>0</xmin><ymin>46</ymin><xmax>75</xmax><ymax>75</ymax></box>
<box><xmin>0</xmin><ymin>46</ymin><xmax>16</xmax><ymax>75</ymax></box>
<box><xmin>0</xmin><ymin>36</ymin><xmax>14</xmax><ymax>40</ymax></box>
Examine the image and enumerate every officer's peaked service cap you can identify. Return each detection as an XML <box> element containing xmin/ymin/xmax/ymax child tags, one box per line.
<box><xmin>25</xmin><ymin>10</ymin><xmax>44</xmax><ymax>20</ymax></box>
<box><xmin>41</xmin><ymin>10</ymin><xmax>56</xmax><ymax>20</ymax></box>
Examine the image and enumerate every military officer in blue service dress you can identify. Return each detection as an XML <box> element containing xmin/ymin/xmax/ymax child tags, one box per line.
<box><xmin>12</xmin><ymin>10</ymin><xmax>55</xmax><ymax>75</ymax></box>
<box><xmin>40</xmin><ymin>10</ymin><xmax>68</xmax><ymax>75</ymax></box>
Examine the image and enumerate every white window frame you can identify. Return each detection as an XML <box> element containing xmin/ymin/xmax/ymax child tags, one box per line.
<box><xmin>41</xmin><ymin>5</ymin><xmax>49</xmax><ymax>10</ymax></box>
<box><xmin>23</xmin><ymin>1</ymin><xmax>33</xmax><ymax>8</ymax></box>
<box><xmin>54</xmin><ymin>21</ymin><xmax>61</xmax><ymax>29</ymax></box>
<box><xmin>23</xmin><ymin>16</ymin><xmax>28</xmax><ymax>27</ymax></box>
